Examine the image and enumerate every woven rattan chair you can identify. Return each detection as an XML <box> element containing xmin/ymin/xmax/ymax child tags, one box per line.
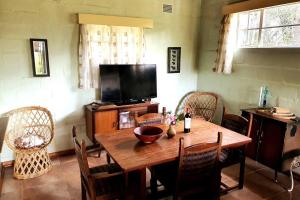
<box><xmin>175</xmin><ymin>91</ymin><xmax>218</xmax><ymax>122</ymax></box>
<box><xmin>220</xmin><ymin>109</ymin><xmax>249</xmax><ymax>192</ymax></box>
<box><xmin>4</xmin><ymin>106</ymin><xmax>54</xmax><ymax>179</ymax></box>
<box><xmin>288</xmin><ymin>155</ymin><xmax>300</xmax><ymax>192</ymax></box>
<box><xmin>151</xmin><ymin>132</ymin><xmax>223</xmax><ymax>200</ymax></box>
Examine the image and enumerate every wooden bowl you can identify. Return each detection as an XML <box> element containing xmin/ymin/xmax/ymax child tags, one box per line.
<box><xmin>134</xmin><ymin>126</ymin><xmax>163</xmax><ymax>144</ymax></box>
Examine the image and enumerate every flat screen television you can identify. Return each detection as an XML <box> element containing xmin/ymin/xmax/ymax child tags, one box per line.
<box><xmin>99</xmin><ymin>64</ymin><xmax>157</xmax><ymax>104</ymax></box>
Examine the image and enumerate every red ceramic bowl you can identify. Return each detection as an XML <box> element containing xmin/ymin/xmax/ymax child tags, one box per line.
<box><xmin>134</xmin><ymin>126</ymin><xmax>164</xmax><ymax>144</ymax></box>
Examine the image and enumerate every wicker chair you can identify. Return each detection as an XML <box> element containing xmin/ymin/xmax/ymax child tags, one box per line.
<box><xmin>288</xmin><ymin>155</ymin><xmax>300</xmax><ymax>192</ymax></box>
<box><xmin>220</xmin><ymin>109</ymin><xmax>249</xmax><ymax>192</ymax></box>
<box><xmin>175</xmin><ymin>92</ymin><xmax>218</xmax><ymax>122</ymax></box>
<box><xmin>151</xmin><ymin>132</ymin><xmax>223</xmax><ymax>200</ymax></box>
<box><xmin>4</xmin><ymin>106</ymin><xmax>54</xmax><ymax>179</ymax></box>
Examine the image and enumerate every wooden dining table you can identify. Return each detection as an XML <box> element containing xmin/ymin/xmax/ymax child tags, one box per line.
<box><xmin>95</xmin><ymin>118</ymin><xmax>252</xmax><ymax>199</ymax></box>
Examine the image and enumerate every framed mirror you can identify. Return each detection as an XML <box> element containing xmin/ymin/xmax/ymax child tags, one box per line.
<box><xmin>30</xmin><ymin>39</ymin><xmax>50</xmax><ymax>77</ymax></box>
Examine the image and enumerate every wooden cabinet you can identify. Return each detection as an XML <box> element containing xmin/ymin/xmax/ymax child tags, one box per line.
<box><xmin>94</xmin><ymin>110</ymin><xmax>118</xmax><ymax>135</ymax></box>
<box><xmin>242</xmin><ymin>108</ymin><xmax>300</xmax><ymax>178</ymax></box>
<box><xmin>85</xmin><ymin>102</ymin><xmax>159</xmax><ymax>143</ymax></box>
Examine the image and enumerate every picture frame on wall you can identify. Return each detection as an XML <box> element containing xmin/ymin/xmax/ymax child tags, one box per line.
<box><xmin>30</xmin><ymin>38</ymin><xmax>50</xmax><ymax>77</ymax></box>
<box><xmin>167</xmin><ymin>47</ymin><xmax>181</xmax><ymax>73</ymax></box>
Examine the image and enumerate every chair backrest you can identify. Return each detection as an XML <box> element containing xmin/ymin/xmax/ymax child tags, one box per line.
<box><xmin>175</xmin><ymin>92</ymin><xmax>218</xmax><ymax>122</ymax></box>
<box><xmin>221</xmin><ymin>111</ymin><xmax>249</xmax><ymax>136</ymax></box>
<box><xmin>134</xmin><ymin>113</ymin><xmax>162</xmax><ymax>126</ymax></box>
<box><xmin>0</xmin><ymin>117</ymin><xmax>9</xmax><ymax>153</ymax></box>
<box><xmin>72</xmin><ymin>126</ymin><xmax>96</xmax><ymax>200</ymax></box>
<box><xmin>5</xmin><ymin>106</ymin><xmax>54</xmax><ymax>150</ymax></box>
<box><xmin>176</xmin><ymin>132</ymin><xmax>222</xmax><ymax>198</ymax></box>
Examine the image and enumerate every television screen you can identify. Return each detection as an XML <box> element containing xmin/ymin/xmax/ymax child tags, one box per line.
<box><xmin>99</xmin><ymin>64</ymin><xmax>157</xmax><ymax>104</ymax></box>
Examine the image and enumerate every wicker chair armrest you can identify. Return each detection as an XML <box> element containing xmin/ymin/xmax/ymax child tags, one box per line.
<box><xmin>92</xmin><ymin>171</ymin><xmax>123</xmax><ymax>180</ymax></box>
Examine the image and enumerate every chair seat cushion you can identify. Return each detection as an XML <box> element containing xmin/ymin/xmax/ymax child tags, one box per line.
<box><xmin>91</xmin><ymin>163</ymin><xmax>140</xmax><ymax>198</ymax></box>
<box><xmin>14</xmin><ymin>135</ymin><xmax>46</xmax><ymax>149</ymax></box>
<box><xmin>220</xmin><ymin>148</ymin><xmax>243</xmax><ymax>167</ymax></box>
<box><xmin>90</xmin><ymin>163</ymin><xmax>124</xmax><ymax>197</ymax></box>
<box><xmin>90</xmin><ymin>163</ymin><xmax>122</xmax><ymax>174</ymax></box>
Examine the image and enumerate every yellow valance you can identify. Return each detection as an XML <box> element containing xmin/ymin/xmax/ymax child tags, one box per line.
<box><xmin>223</xmin><ymin>0</ymin><xmax>299</xmax><ymax>14</ymax></box>
<box><xmin>78</xmin><ymin>14</ymin><xmax>153</xmax><ymax>29</ymax></box>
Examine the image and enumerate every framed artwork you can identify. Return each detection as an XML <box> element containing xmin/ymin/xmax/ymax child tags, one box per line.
<box><xmin>167</xmin><ymin>47</ymin><xmax>181</xmax><ymax>73</ymax></box>
<box><xmin>30</xmin><ymin>38</ymin><xmax>50</xmax><ymax>77</ymax></box>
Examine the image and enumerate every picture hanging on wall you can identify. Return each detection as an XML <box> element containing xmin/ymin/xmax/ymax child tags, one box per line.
<box><xmin>30</xmin><ymin>38</ymin><xmax>50</xmax><ymax>77</ymax></box>
<box><xmin>167</xmin><ymin>47</ymin><xmax>181</xmax><ymax>73</ymax></box>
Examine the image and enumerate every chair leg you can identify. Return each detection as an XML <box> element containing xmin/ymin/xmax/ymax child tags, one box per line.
<box><xmin>81</xmin><ymin>179</ymin><xmax>87</xmax><ymax>200</ymax></box>
<box><xmin>150</xmin><ymin>175</ymin><xmax>158</xmax><ymax>199</ymax></box>
<box><xmin>0</xmin><ymin>163</ymin><xmax>5</xmax><ymax>196</ymax></box>
<box><xmin>238</xmin><ymin>151</ymin><xmax>246</xmax><ymax>189</ymax></box>
<box><xmin>106</xmin><ymin>153</ymin><xmax>111</xmax><ymax>164</ymax></box>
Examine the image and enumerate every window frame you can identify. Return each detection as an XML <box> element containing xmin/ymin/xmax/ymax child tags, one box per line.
<box><xmin>237</xmin><ymin>3</ymin><xmax>300</xmax><ymax>49</ymax></box>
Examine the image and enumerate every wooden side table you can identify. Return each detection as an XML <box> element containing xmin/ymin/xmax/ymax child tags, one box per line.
<box><xmin>241</xmin><ymin>108</ymin><xmax>300</xmax><ymax>181</ymax></box>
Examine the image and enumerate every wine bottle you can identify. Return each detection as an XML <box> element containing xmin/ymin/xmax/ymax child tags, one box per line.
<box><xmin>184</xmin><ymin>108</ymin><xmax>191</xmax><ymax>133</ymax></box>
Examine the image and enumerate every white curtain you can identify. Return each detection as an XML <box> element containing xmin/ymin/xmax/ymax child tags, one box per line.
<box><xmin>214</xmin><ymin>13</ymin><xmax>238</xmax><ymax>74</ymax></box>
<box><xmin>78</xmin><ymin>24</ymin><xmax>145</xmax><ymax>89</ymax></box>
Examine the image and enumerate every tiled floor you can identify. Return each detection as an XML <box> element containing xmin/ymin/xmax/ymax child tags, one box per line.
<box><xmin>1</xmin><ymin>152</ymin><xmax>299</xmax><ymax>200</ymax></box>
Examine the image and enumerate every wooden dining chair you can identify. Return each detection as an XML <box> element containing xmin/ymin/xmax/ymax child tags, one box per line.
<box><xmin>219</xmin><ymin>109</ymin><xmax>250</xmax><ymax>192</ymax></box>
<box><xmin>134</xmin><ymin>113</ymin><xmax>162</xmax><ymax>127</ymax></box>
<box><xmin>175</xmin><ymin>91</ymin><xmax>218</xmax><ymax>122</ymax></box>
<box><xmin>151</xmin><ymin>132</ymin><xmax>223</xmax><ymax>200</ymax></box>
<box><xmin>74</xmin><ymin>131</ymin><xmax>125</xmax><ymax>200</ymax></box>
<box><xmin>72</xmin><ymin>126</ymin><xmax>111</xmax><ymax>166</ymax></box>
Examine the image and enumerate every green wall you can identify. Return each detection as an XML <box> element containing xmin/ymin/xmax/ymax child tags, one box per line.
<box><xmin>0</xmin><ymin>0</ymin><xmax>202</xmax><ymax>161</ymax></box>
<box><xmin>198</xmin><ymin>0</ymin><xmax>300</xmax><ymax>116</ymax></box>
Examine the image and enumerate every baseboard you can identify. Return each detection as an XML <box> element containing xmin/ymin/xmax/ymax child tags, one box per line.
<box><xmin>49</xmin><ymin>149</ymin><xmax>75</xmax><ymax>159</ymax></box>
<box><xmin>2</xmin><ymin>148</ymin><xmax>76</xmax><ymax>168</ymax></box>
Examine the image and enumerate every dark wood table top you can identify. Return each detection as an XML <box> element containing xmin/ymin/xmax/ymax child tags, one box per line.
<box><xmin>95</xmin><ymin>119</ymin><xmax>252</xmax><ymax>172</ymax></box>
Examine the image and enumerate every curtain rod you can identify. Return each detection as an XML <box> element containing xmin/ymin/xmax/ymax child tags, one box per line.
<box><xmin>78</xmin><ymin>14</ymin><xmax>153</xmax><ymax>28</ymax></box>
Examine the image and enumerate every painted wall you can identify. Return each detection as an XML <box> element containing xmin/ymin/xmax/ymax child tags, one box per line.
<box><xmin>0</xmin><ymin>0</ymin><xmax>201</xmax><ymax>161</ymax></box>
<box><xmin>198</xmin><ymin>0</ymin><xmax>300</xmax><ymax>118</ymax></box>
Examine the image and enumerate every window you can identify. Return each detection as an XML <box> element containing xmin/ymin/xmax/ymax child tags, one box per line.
<box><xmin>238</xmin><ymin>2</ymin><xmax>300</xmax><ymax>48</ymax></box>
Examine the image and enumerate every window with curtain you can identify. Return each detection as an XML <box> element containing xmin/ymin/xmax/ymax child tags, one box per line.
<box><xmin>214</xmin><ymin>14</ymin><xmax>238</xmax><ymax>74</ymax></box>
<box><xmin>215</xmin><ymin>2</ymin><xmax>300</xmax><ymax>74</ymax></box>
<box><xmin>238</xmin><ymin>2</ymin><xmax>300</xmax><ymax>48</ymax></box>
<box><xmin>78</xmin><ymin>24</ymin><xmax>145</xmax><ymax>89</ymax></box>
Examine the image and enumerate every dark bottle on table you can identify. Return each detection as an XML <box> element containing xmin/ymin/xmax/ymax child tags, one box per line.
<box><xmin>184</xmin><ymin>108</ymin><xmax>191</xmax><ymax>133</ymax></box>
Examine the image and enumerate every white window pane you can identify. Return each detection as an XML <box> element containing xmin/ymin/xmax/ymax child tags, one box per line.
<box><xmin>249</xmin><ymin>11</ymin><xmax>261</xmax><ymax>29</ymax></box>
<box><xmin>238</xmin><ymin>30</ymin><xmax>247</xmax><ymax>47</ymax></box>
<box><xmin>238</xmin><ymin>12</ymin><xmax>249</xmax><ymax>29</ymax></box>
<box><xmin>247</xmin><ymin>30</ymin><xmax>259</xmax><ymax>47</ymax></box>
<box><xmin>263</xmin><ymin>3</ymin><xmax>300</xmax><ymax>27</ymax></box>
<box><xmin>261</xmin><ymin>26</ymin><xmax>300</xmax><ymax>47</ymax></box>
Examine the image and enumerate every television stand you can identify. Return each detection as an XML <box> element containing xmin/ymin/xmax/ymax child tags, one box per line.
<box><xmin>115</xmin><ymin>100</ymin><xmax>145</xmax><ymax>106</ymax></box>
<box><xmin>85</xmin><ymin>101</ymin><xmax>159</xmax><ymax>143</ymax></box>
